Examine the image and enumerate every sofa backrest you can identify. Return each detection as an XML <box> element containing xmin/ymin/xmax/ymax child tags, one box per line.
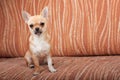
<box><xmin>0</xmin><ymin>0</ymin><xmax>120</xmax><ymax>57</ymax></box>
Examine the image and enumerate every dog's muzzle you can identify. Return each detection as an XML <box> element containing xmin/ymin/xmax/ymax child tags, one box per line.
<box><xmin>34</xmin><ymin>28</ymin><xmax>42</xmax><ymax>35</ymax></box>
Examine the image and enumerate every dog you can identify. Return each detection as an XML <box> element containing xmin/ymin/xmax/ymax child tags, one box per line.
<box><xmin>22</xmin><ymin>7</ymin><xmax>56</xmax><ymax>75</ymax></box>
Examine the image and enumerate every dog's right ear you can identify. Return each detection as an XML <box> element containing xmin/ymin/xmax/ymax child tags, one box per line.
<box><xmin>22</xmin><ymin>11</ymin><xmax>31</xmax><ymax>23</ymax></box>
<box><xmin>41</xmin><ymin>7</ymin><xmax>48</xmax><ymax>18</ymax></box>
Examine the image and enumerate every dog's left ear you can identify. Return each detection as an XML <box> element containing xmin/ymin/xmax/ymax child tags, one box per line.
<box><xmin>41</xmin><ymin>7</ymin><xmax>48</xmax><ymax>18</ymax></box>
<box><xmin>22</xmin><ymin>11</ymin><xmax>31</xmax><ymax>23</ymax></box>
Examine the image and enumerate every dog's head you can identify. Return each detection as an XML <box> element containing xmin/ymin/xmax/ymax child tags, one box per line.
<box><xmin>22</xmin><ymin>7</ymin><xmax>48</xmax><ymax>36</ymax></box>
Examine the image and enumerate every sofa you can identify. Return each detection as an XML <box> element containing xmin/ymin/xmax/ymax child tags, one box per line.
<box><xmin>0</xmin><ymin>0</ymin><xmax>120</xmax><ymax>80</ymax></box>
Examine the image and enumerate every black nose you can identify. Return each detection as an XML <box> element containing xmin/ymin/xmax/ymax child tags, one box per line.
<box><xmin>35</xmin><ymin>28</ymin><xmax>39</xmax><ymax>31</ymax></box>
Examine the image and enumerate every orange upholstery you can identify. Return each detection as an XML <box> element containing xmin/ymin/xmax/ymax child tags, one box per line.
<box><xmin>0</xmin><ymin>56</ymin><xmax>120</xmax><ymax>80</ymax></box>
<box><xmin>0</xmin><ymin>0</ymin><xmax>120</xmax><ymax>57</ymax></box>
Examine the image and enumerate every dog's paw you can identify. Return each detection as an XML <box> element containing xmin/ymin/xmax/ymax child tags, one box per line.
<box><xmin>49</xmin><ymin>68</ymin><xmax>57</xmax><ymax>73</ymax></box>
<box><xmin>33</xmin><ymin>71</ymin><xmax>39</xmax><ymax>76</ymax></box>
<box><xmin>29</xmin><ymin>64</ymin><xmax>34</xmax><ymax>68</ymax></box>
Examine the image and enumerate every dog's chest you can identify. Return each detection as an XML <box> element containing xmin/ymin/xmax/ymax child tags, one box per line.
<box><xmin>30</xmin><ymin>37</ymin><xmax>50</xmax><ymax>55</ymax></box>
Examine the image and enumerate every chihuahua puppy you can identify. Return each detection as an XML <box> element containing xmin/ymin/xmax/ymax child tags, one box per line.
<box><xmin>22</xmin><ymin>7</ymin><xmax>56</xmax><ymax>75</ymax></box>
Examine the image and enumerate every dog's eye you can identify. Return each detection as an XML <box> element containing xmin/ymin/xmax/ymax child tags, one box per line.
<box><xmin>29</xmin><ymin>24</ymin><xmax>33</xmax><ymax>28</ymax></box>
<box><xmin>40</xmin><ymin>22</ymin><xmax>44</xmax><ymax>27</ymax></box>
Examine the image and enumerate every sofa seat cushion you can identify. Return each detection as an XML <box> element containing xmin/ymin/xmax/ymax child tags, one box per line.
<box><xmin>0</xmin><ymin>56</ymin><xmax>120</xmax><ymax>80</ymax></box>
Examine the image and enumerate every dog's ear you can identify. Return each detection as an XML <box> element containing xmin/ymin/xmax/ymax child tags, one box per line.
<box><xmin>41</xmin><ymin>7</ymin><xmax>48</xmax><ymax>18</ymax></box>
<box><xmin>22</xmin><ymin>11</ymin><xmax>31</xmax><ymax>23</ymax></box>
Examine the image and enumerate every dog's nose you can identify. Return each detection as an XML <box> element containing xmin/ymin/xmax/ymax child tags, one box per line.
<box><xmin>35</xmin><ymin>28</ymin><xmax>39</xmax><ymax>31</ymax></box>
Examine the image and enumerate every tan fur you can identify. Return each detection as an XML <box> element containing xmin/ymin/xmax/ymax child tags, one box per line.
<box><xmin>22</xmin><ymin>7</ymin><xmax>56</xmax><ymax>75</ymax></box>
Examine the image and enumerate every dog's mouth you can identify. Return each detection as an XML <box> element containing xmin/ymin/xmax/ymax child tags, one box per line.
<box><xmin>34</xmin><ymin>31</ymin><xmax>42</xmax><ymax>35</ymax></box>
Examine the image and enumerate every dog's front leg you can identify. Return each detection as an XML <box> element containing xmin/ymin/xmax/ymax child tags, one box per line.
<box><xmin>32</xmin><ymin>55</ymin><xmax>41</xmax><ymax>75</ymax></box>
<box><xmin>24</xmin><ymin>50</ymin><xmax>34</xmax><ymax>68</ymax></box>
<box><xmin>47</xmin><ymin>54</ymin><xmax>56</xmax><ymax>73</ymax></box>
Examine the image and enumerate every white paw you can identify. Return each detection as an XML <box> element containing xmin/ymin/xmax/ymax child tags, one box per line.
<box><xmin>29</xmin><ymin>64</ymin><xmax>34</xmax><ymax>68</ymax></box>
<box><xmin>49</xmin><ymin>68</ymin><xmax>57</xmax><ymax>73</ymax></box>
<box><xmin>33</xmin><ymin>71</ymin><xmax>39</xmax><ymax>76</ymax></box>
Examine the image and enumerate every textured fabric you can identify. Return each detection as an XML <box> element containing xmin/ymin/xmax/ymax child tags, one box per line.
<box><xmin>0</xmin><ymin>0</ymin><xmax>120</xmax><ymax>57</ymax></box>
<box><xmin>0</xmin><ymin>56</ymin><xmax>120</xmax><ymax>80</ymax></box>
